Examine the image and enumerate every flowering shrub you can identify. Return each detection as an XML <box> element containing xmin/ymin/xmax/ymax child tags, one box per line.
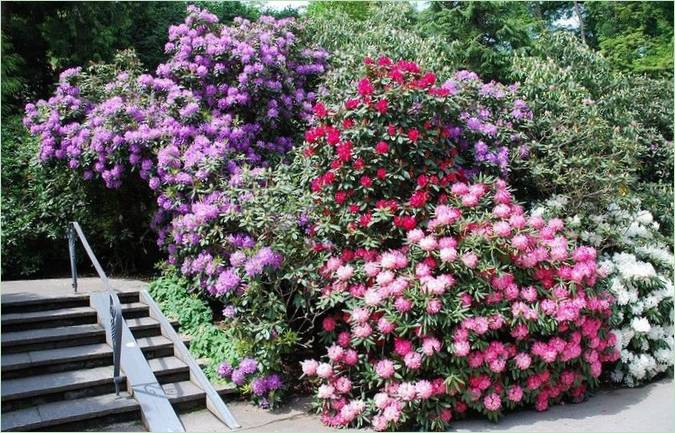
<box><xmin>303</xmin><ymin>57</ymin><xmax>532</xmax><ymax>253</ymax></box>
<box><xmin>300</xmin><ymin>58</ymin><xmax>618</xmax><ymax>431</ymax></box>
<box><xmin>23</xmin><ymin>6</ymin><xmax>328</xmax><ymax>405</ymax></box>
<box><xmin>534</xmin><ymin>196</ymin><xmax>674</xmax><ymax>387</ymax></box>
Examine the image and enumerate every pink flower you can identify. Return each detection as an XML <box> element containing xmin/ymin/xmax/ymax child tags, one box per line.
<box><xmin>371</xmin><ymin>415</ymin><xmax>388</xmax><ymax>431</ymax></box>
<box><xmin>514</xmin><ymin>353</ymin><xmax>532</xmax><ymax>370</ymax></box>
<box><xmin>394</xmin><ymin>297</ymin><xmax>413</xmax><ymax>313</ymax></box>
<box><xmin>316</xmin><ymin>363</ymin><xmax>333</xmax><ymax>378</ymax></box>
<box><xmin>317</xmin><ymin>384</ymin><xmax>335</xmax><ymax>399</ymax></box>
<box><xmin>364</xmin><ymin>261</ymin><xmax>380</xmax><ymax>277</ymax></box>
<box><xmin>301</xmin><ymin>359</ymin><xmax>319</xmax><ymax>376</ymax></box>
<box><xmin>376</xmin><ymin>270</ymin><xmax>395</xmax><ymax>285</ymax></box>
<box><xmin>322</xmin><ymin>317</ymin><xmax>337</xmax><ymax>332</ymax></box>
<box><xmin>422</xmin><ymin>337</ymin><xmax>441</xmax><ymax>356</ymax></box>
<box><xmin>337</xmin><ymin>331</ymin><xmax>351</xmax><ymax>347</ymax></box>
<box><xmin>507</xmin><ymin>385</ymin><xmax>523</xmax><ymax>402</ymax></box>
<box><xmin>404</xmin><ymin>352</ymin><xmax>422</xmax><ymax>369</ymax></box>
<box><xmin>325</xmin><ymin>257</ymin><xmax>342</xmax><ymax>272</ymax></box>
<box><xmin>335</xmin><ymin>377</ymin><xmax>352</xmax><ymax>394</ymax></box>
<box><xmin>407</xmin><ymin>229</ymin><xmax>425</xmax><ymax>243</ymax></box>
<box><xmin>483</xmin><ymin>393</ymin><xmax>502</xmax><ymax>411</ymax></box>
<box><xmin>394</xmin><ymin>338</ymin><xmax>413</xmax><ymax>356</ymax></box>
<box><xmin>343</xmin><ymin>349</ymin><xmax>359</xmax><ymax>366</ymax></box>
<box><xmin>377</xmin><ymin>317</ymin><xmax>395</xmax><ymax>334</ymax></box>
<box><xmin>493</xmin><ymin>221</ymin><xmax>511</xmax><ymax>237</ymax></box>
<box><xmin>336</xmin><ymin>265</ymin><xmax>354</xmax><ymax>281</ymax></box>
<box><xmin>440</xmin><ymin>247</ymin><xmax>457</xmax><ymax>262</ymax></box>
<box><xmin>327</xmin><ymin>344</ymin><xmax>345</xmax><ymax>361</ymax></box>
<box><xmin>426</xmin><ymin>298</ymin><xmax>442</xmax><ymax>314</ymax></box>
<box><xmin>375</xmin><ymin>359</ymin><xmax>395</xmax><ymax>379</ymax></box>
<box><xmin>415</xmin><ymin>380</ymin><xmax>433</xmax><ymax>399</ymax></box>
<box><xmin>374</xmin><ymin>392</ymin><xmax>390</xmax><ymax>409</ymax></box>
<box><xmin>461</xmin><ymin>252</ymin><xmax>479</xmax><ymax>268</ymax></box>
<box><xmin>511</xmin><ymin>234</ymin><xmax>529</xmax><ymax>250</ymax></box>
<box><xmin>351</xmin><ymin>307</ymin><xmax>370</xmax><ymax>323</ymax></box>
<box><xmin>383</xmin><ymin>404</ymin><xmax>401</xmax><ymax>422</ymax></box>
<box><xmin>419</xmin><ymin>236</ymin><xmax>438</xmax><ymax>251</ymax></box>
<box><xmin>454</xmin><ymin>341</ymin><xmax>470</xmax><ymax>356</ymax></box>
<box><xmin>353</xmin><ymin>323</ymin><xmax>372</xmax><ymax>338</ymax></box>
<box><xmin>397</xmin><ymin>382</ymin><xmax>417</xmax><ymax>401</ymax></box>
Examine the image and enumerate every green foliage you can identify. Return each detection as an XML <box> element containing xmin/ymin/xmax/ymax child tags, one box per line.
<box><xmin>148</xmin><ymin>270</ymin><xmax>238</xmax><ymax>379</ymax></box>
<box><xmin>417</xmin><ymin>1</ymin><xmax>541</xmax><ymax>80</ymax></box>
<box><xmin>510</xmin><ymin>32</ymin><xmax>672</xmax><ymax>218</ymax></box>
<box><xmin>306</xmin><ymin>0</ymin><xmax>375</xmax><ymax>21</ymax></box>
<box><xmin>585</xmin><ymin>1</ymin><xmax>674</xmax><ymax>76</ymax></box>
<box><xmin>303</xmin><ymin>2</ymin><xmax>455</xmax><ymax>101</ymax></box>
<box><xmin>1</xmin><ymin>115</ymin><xmax>159</xmax><ymax>278</ymax></box>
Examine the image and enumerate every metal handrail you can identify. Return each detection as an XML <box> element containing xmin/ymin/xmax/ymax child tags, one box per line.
<box><xmin>67</xmin><ymin>221</ymin><xmax>124</xmax><ymax>395</ymax></box>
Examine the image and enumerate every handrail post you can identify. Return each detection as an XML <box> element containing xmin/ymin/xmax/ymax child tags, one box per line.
<box><xmin>68</xmin><ymin>223</ymin><xmax>78</xmax><ymax>293</ymax></box>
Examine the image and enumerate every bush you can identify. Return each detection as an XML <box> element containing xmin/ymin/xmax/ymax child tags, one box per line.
<box><xmin>1</xmin><ymin>115</ymin><xmax>158</xmax><ymax>278</ymax></box>
<box><xmin>23</xmin><ymin>6</ymin><xmax>328</xmax><ymax>406</ymax></box>
<box><xmin>299</xmin><ymin>59</ymin><xmax>618</xmax><ymax>431</ymax></box>
<box><xmin>534</xmin><ymin>196</ymin><xmax>674</xmax><ymax>387</ymax></box>
<box><xmin>303</xmin><ymin>57</ymin><xmax>533</xmax><ymax>253</ymax></box>
<box><xmin>510</xmin><ymin>32</ymin><xmax>673</xmax><ymax>218</ymax></box>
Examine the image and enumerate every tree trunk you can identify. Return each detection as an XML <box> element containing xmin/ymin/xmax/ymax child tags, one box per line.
<box><xmin>574</xmin><ymin>0</ymin><xmax>587</xmax><ymax>45</ymax></box>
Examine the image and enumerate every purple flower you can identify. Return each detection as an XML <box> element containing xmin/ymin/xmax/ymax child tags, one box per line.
<box><xmin>238</xmin><ymin>358</ymin><xmax>258</xmax><ymax>375</ymax></box>
<box><xmin>231</xmin><ymin>368</ymin><xmax>246</xmax><ymax>385</ymax></box>
<box><xmin>218</xmin><ymin>362</ymin><xmax>233</xmax><ymax>378</ymax></box>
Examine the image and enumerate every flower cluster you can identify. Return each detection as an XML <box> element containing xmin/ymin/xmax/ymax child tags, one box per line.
<box><xmin>302</xmin><ymin>57</ymin><xmax>532</xmax><ymax>251</ymax></box>
<box><xmin>218</xmin><ymin>358</ymin><xmax>284</xmax><ymax>408</ymax></box>
<box><xmin>303</xmin><ymin>179</ymin><xmax>618</xmax><ymax>430</ymax></box>
<box><xmin>535</xmin><ymin>197</ymin><xmax>674</xmax><ymax>386</ymax></box>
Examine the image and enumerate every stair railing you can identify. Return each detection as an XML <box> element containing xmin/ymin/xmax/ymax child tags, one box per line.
<box><xmin>67</xmin><ymin>221</ymin><xmax>124</xmax><ymax>395</ymax></box>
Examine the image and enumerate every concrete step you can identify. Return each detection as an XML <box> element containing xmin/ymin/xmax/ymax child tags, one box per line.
<box><xmin>1</xmin><ymin>291</ymin><xmax>140</xmax><ymax>314</ymax></box>
<box><xmin>2</xmin><ymin>335</ymin><xmax>192</xmax><ymax>379</ymax></box>
<box><xmin>1</xmin><ymin>317</ymin><xmax>180</xmax><ymax>353</ymax></box>
<box><xmin>1</xmin><ymin>323</ymin><xmax>106</xmax><ymax>354</ymax></box>
<box><xmin>1</xmin><ymin>365</ymin><xmax>127</xmax><ymax>412</ymax></box>
<box><xmin>163</xmin><ymin>380</ymin><xmax>236</xmax><ymax>412</ymax></box>
<box><xmin>0</xmin><ymin>392</ymin><xmax>139</xmax><ymax>432</ymax></box>
<box><xmin>1</xmin><ymin>302</ymin><xmax>149</xmax><ymax>332</ymax></box>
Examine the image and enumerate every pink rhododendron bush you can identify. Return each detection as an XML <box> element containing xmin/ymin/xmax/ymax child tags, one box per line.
<box><xmin>300</xmin><ymin>58</ymin><xmax>620</xmax><ymax>431</ymax></box>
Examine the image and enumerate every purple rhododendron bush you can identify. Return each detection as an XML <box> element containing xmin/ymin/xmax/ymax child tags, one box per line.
<box><xmin>299</xmin><ymin>59</ymin><xmax>620</xmax><ymax>431</ymax></box>
<box><xmin>23</xmin><ymin>5</ymin><xmax>327</xmax><ymax>406</ymax></box>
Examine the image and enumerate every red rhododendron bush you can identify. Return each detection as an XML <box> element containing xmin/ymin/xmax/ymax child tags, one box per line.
<box><xmin>299</xmin><ymin>58</ymin><xmax>620</xmax><ymax>431</ymax></box>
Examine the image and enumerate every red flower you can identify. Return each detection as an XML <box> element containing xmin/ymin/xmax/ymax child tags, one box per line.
<box><xmin>388</xmin><ymin>124</ymin><xmax>397</xmax><ymax>136</ymax></box>
<box><xmin>417</xmin><ymin>174</ymin><xmax>429</xmax><ymax>188</ymax></box>
<box><xmin>323</xmin><ymin>171</ymin><xmax>336</xmax><ymax>184</ymax></box>
<box><xmin>360</xmin><ymin>175</ymin><xmax>372</xmax><ymax>188</ymax></box>
<box><xmin>359</xmin><ymin>213</ymin><xmax>372</xmax><ymax>227</ymax></box>
<box><xmin>341</xmin><ymin>249</ymin><xmax>355</xmax><ymax>262</ymax></box>
<box><xmin>342</xmin><ymin>118</ymin><xmax>354</xmax><ymax>129</ymax></box>
<box><xmin>336</xmin><ymin>141</ymin><xmax>352</xmax><ymax>161</ymax></box>
<box><xmin>376</xmin><ymin>168</ymin><xmax>387</xmax><ymax>179</ymax></box>
<box><xmin>357</xmin><ymin>78</ymin><xmax>374</xmax><ymax>97</ymax></box>
<box><xmin>345</xmin><ymin>99</ymin><xmax>360</xmax><ymax>110</ymax></box>
<box><xmin>390</xmin><ymin>68</ymin><xmax>405</xmax><ymax>84</ymax></box>
<box><xmin>375</xmin><ymin>141</ymin><xmax>389</xmax><ymax>154</ymax></box>
<box><xmin>353</xmin><ymin>158</ymin><xmax>365</xmax><ymax>170</ymax></box>
<box><xmin>313</xmin><ymin>102</ymin><xmax>328</xmax><ymax>118</ymax></box>
<box><xmin>410</xmin><ymin>190</ymin><xmax>428</xmax><ymax>208</ymax></box>
<box><xmin>335</xmin><ymin>190</ymin><xmax>348</xmax><ymax>204</ymax></box>
<box><xmin>394</xmin><ymin>215</ymin><xmax>417</xmax><ymax>231</ymax></box>
<box><xmin>330</xmin><ymin>159</ymin><xmax>343</xmax><ymax>170</ymax></box>
<box><xmin>326</xmin><ymin>127</ymin><xmax>340</xmax><ymax>145</ymax></box>
<box><xmin>375</xmin><ymin>98</ymin><xmax>388</xmax><ymax>114</ymax></box>
<box><xmin>377</xmin><ymin>56</ymin><xmax>392</xmax><ymax>66</ymax></box>
<box><xmin>349</xmin><ymin>203</ymin><xmax>360</xmax><ymax>214</ymax></box>
<box><xmin>423</xmin><ymin>256</ymin><xmax>437</xmax><ymax>269</ymax></box>
<box><xmin>407</xmin><ymin>128</ymin><xmax>420</xmax><ymax>142</ymax></box>
<box><xmin>303</xmin><ymin>146</ymin><xmax>315</xmax><ymax>157</ymax></box>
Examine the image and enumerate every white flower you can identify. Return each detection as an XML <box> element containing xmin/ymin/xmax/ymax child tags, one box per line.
<box><xmin>631</xmin><ymin>317</ymin><xmax>651</xmax><ymax>333</ymax></box>
<box><xmin>636</xmin><ymin>210</ymin><xmax>654</xmax><ymax>225</ymax></box>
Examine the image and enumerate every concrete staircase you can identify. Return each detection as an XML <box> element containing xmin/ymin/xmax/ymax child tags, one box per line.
<box><xmin>1</xmin><ymin>290</ymin><xmax>235</xmax><ymax>431</ymax></box>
